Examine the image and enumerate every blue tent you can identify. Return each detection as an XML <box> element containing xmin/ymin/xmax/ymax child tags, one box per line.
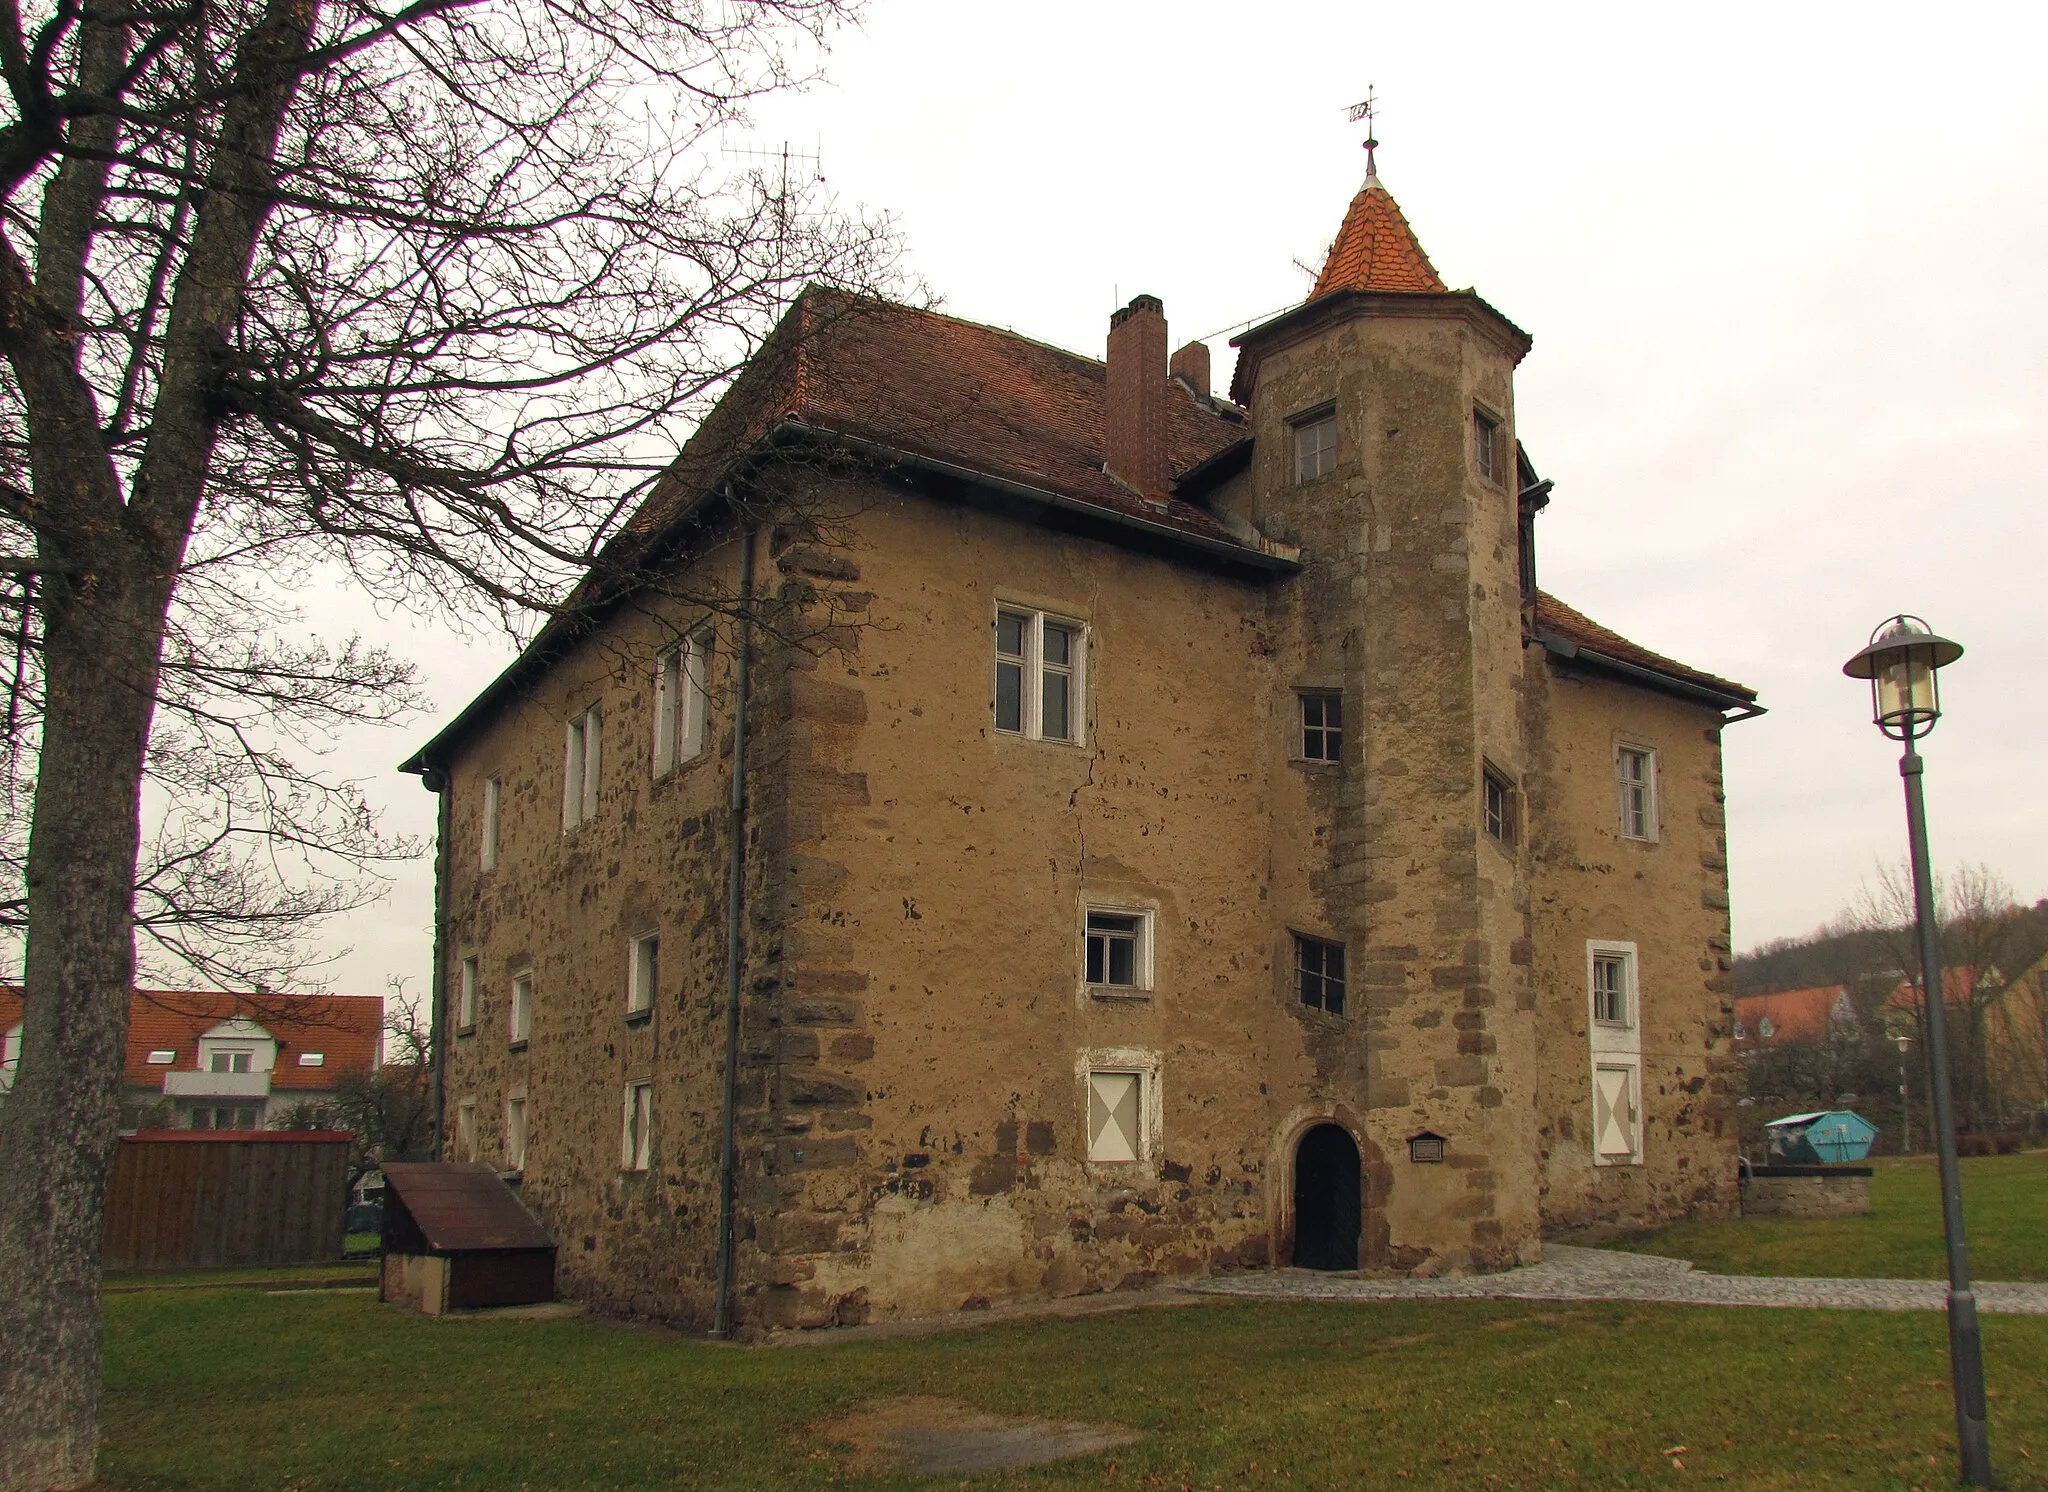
<box><xmin>1764</xmin><ymin>1110</ymin><xmax>1878</xmax><ymax>1164</ymax></box>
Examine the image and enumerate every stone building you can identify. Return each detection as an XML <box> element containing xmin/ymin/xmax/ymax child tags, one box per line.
<box><xmin>403</xmin><ymin>159</ymin><xmax>1762</xmax><ymax>1331</ymax></box>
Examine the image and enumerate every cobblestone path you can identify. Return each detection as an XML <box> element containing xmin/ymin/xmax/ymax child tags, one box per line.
<box><xmin>1180</xmin><ymin>1244</ymin><xmax>2048</xmax><ymax>1314</ymax></box>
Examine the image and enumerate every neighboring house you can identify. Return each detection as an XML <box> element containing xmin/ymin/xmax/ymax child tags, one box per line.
<box><xmin>1986</xmin><ymin>953</ymin><xmax>2048</xmax><ymax>1126</ymax></box>
<box><xmin>1732</xmin><ymin>986</ymin><xmax>1856</xmax><ymax>1049</ymax></box>
<box><xmin>0</xmin><ymin>989</ymin><xmax>382</xmax><ymax>1129</ymax></box>
<box><xmin>404</xmin><ymin>157</ymin><xmax>1762</xmax><ymax>1331</ymax></box>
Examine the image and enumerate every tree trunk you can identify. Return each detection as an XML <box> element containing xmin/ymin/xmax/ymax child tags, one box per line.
<box><xmin>0</xmin><ymin>553</ymin><xmax>171</xmax><ymax>1490</ymax></box>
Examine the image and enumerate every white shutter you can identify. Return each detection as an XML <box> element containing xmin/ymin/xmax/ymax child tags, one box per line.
<box><xmin>1594</xmin><ymin>1065</ymin><xmax>1638</xmax><ymax>1159</ymax></box>
<box><xmin>563</xmin><ymin>718</ymin><xmax>583</xmax><ymax>828</ymax></box>
<box><xmin>682</xmin><ymin>631</ymin><xmax>710</xmax><ymax>758</ymax></box>
<box><xmin>1088</xmin><ymin>1072</ymin><xmax>1140</xmax><ymax>1162</ymax></box>
<box><xmin>652</xmin><ymin>653</ymin><xmax>676</xmax><ymax>773</ymax></box>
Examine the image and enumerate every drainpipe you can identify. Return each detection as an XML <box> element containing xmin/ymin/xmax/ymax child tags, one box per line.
<box><xmin>424</xmin><ymin>769</ymin><xmax>452</xmax><ymax>1157</ymax></box>
<box><xmin>713</xmin><ymin>522</ymin><xmax>758</xmax><ymax>1338</ymax></box>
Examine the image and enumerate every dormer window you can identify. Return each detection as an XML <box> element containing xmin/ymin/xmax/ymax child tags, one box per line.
<box><xmin>1292</xmin><ymin>409</ymin><xmax>1337</xmax><ymax>482</ymax></box>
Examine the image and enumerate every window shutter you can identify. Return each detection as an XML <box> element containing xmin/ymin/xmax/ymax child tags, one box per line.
<box><xmin>653</xmin><ymin>654</ymin><xmax>676</xmax><ymax>773</ymax></box>
<box><xmin>582</xmin><ymin>707</ymin><xmax>601</xmax><ymax>821</ymax></box>
<box><xmin>1088</xmin><ymin>1072</ymin><xmax>1140</xmax><ymax>1162</ymax></box>
<box><xmin>1594</xmin><ymin>1066</ymin><xmax>1637</xmax><ymax>1157</ymax></box>
<box><xmin>563</xmin><ymin>718</ymin><xmax>581</xmax><ymax>827</ymax></box>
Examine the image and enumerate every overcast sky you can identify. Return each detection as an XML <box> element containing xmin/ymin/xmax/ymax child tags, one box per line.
<box><xmin>309</xmin><ymin>0</ymin><xmax>2048</xmax><ymax>1003</ymax></box>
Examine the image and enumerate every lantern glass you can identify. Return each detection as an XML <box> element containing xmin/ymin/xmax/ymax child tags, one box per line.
<box><xmin>1844</xmin><ymin>616</ymin><xmax>1961</xmax><ymax>743</ymax></box>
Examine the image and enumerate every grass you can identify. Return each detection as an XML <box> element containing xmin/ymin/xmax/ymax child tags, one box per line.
<box><xmin>1600</xmin><ymin>1151</ymin><xmax>2048</xmax><ymax>1281</ymax></box>
<box><xmin>101</xmin><ymin>1282</ymin><xmax>2048</xmax><ymax>1489</ymax></box>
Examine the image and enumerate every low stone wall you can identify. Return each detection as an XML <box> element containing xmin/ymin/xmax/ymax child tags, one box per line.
<box><xmin>1740</xmin><ymin>1165</ymin><xmax>1871</xmax><ymax>1219</ymax></box>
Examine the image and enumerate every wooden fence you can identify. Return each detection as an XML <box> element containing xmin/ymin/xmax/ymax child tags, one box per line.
<box><xmin>104</xmin><ymin>1130</ymin><xmax>352</xmax><ymax>1270</ymax></box>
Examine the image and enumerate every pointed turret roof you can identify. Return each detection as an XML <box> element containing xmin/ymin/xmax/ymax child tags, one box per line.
<box><xmin>1309</xmin><ymin>167</ymin><xmax>1445</xmax><ymax>299</ymax></box>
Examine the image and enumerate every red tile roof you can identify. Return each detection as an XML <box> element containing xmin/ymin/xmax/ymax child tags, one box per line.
<box><xmin>1536</xmin><ymin>593</ymin><xmax>1756</xmax><ymax>702</ymax></box>
<box><xmin>1734</xmin><ymin>986</ymin><xmax>1852</xmax><ymax>1044</ymax></box>
<box><xmin>1311</xmin><ymin>176</ymin><xmax>1447</xmax><ymax>300</ymax></box>
<box><xmin>0</xmin><ymin>988</ymin><xmax>382</xmax><ymax>1090</ymax></box>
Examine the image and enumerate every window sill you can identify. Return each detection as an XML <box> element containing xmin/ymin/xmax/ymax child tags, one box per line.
<box><xmin>1294</xmin><ymin>1001</ymin><xmax>1348</xmax><ymax>1025</ymax></box>
<box><xmin>455</xmin><ymin>1025</ymin><xmax>476</xmax><ymax>1039</ymax></box>
<box><xmin>651</xmin><ymin>751</ymin><xmax>713</xmax><ymax>786</ymax></box>
<box><xmin>507</xmin><ymin>1039</ymin><xmax>529</xmax><ymax>1053</ymax></box>
<box><xmin>1290</xmin><ymin>758</ymin><xmax>1342</xmax><ymax>773</ymax></box>
<box><xmin>624</xmin><ymin>1008</ymin><xmax>653</xmax><ymax>1027</ymax></box>
<box><xmin>1088</xmin><ymin>988</ymin><xmax>1151</xmax><ymax>1006</ymax></box>
<box><xmin>991</xmin><ymin>730</ymin><xmax>1090</xmax><ymax>752</ymax></box>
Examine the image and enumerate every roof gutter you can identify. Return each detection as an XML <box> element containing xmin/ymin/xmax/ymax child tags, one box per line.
<box><xmin>783</xmin><ymin>423</ymin><xmax>1301</xmax><ymax>573</ymax></box>
<box><xmin>1537</xmin><ymin>632</ymin><xmax>1766</xmax><ymax>723</ymax></box>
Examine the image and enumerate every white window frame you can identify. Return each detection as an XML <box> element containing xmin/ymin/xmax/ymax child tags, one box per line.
<box><xmin>144</xmin><ymin>1049</ymin><xmax>174</xmax><ymax>1066</ymax></box>
<box><xmin>1083</xmin><ymin>906</ymin><xmax>1153</xmax><ymax>993</ymax></box>
<box><xmin>456</xmin><ymin>1099</ymin><xmax>477</xmax><ymax>1162</ymax></box>
<box><xmin>563</xmin><ymin>703</ymin><xmax>602</xmax><ymax>829</ymax></box>
<box><xmin>1078</xmin><ymin>1047</ymin><xmax>1161</xmax><ymax>1168</ymax></box>
<box><xmin>481</xmin><ymin>776</ymin><xmax>500</xmax><ymax>870</ymax></box>
<box><xmin>1482</xmin><ymin>762</ymin><xmax>1517</xmax><ymax>848</ymax></box>
<box><xmin>1616</xmin><ymin>744</ymin><xmax>1658</xmax><ymax>842</ymax></box>
<box><xmin>0</xmin><ymin>1021</ymin><xmax>19</xmax><ymax>1092</ymax></box>
<box><xmin>994</xmin><ymin>606</ymin><xmax>1085</xmax><ymax>745</ymax></box>
<box><xmin>297</xmin><ymin>1052</ymin><xmax>325</xmax><ymax>1068</ymax></box>
<box><xmin>208</xmin><ymin>1048</ymin><xmax>254</xmax><ymax>1074</ymax></box>
<box><xmin>509</xmin><ymin>969</ymin><xmax>533</xmax><ymax>1046</ymax></box>
<box><xmin>505</xmin><ymin>1094</ymin><xmax>527</xmax><ymax>1171</ymax></box>
<box><xmin>457</xmin><ymin>955</ymin><xmax>478</xmax><ymax>1031</ymax></box>
<box><xmin>653</xmin><ymin>628</ymin><xmax>712</xmax><ymax>775</ymax></box>
<box><xmin>622</xmin><ymin>1080</ymin><xmax>653</xmax><ymax>1172</ymax></box>
<box><xmin>627</xmin><ymin>931</ymin><xmax>659</xmax><ymax>1016</ymax></box>
<box><xmin>1586</xmin><ymin>939</ymin><xmax>1643</xmax><ymax>1166</ymax></box>
<box><xmin>1291</xmin><ymin>407</ymin><xmax>1337</xmax><ymax>483</ymax></box>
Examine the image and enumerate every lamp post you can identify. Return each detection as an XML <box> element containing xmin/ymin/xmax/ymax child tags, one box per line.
<box><xmin>1894</xmin><ymin>1034</ymin><xmax>1912</xmax><ymax>1156</ymax></box>
<box><xmin>1842</xmin><ymin>614</ymin><xmax>1990</xmax><ymax>1487</ymax></box>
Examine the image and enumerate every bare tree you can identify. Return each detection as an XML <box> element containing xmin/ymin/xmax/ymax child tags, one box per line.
<box><xmin>273</xmin><ymin>997</ymin><xmax>432</xmax><ymax>1186</ymax></box>
<box><xmin>1846</xmin><ymin>861</ymin><xmax>2036</xmax><ymax>1131</ymax></box>
<box><xmin>0</xmin><ymin>0</ymin><xmax>900</xmax><ymax>1480</ymax></box>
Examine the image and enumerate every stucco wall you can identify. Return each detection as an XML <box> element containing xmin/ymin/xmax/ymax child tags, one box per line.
<box><xmin>1527</xmin><ymin>665</ymin><xmax>1740</xmax><ymax>1233</ymax></box>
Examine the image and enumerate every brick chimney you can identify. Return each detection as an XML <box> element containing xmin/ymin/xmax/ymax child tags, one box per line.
<box><xmin>1170</xmin><ymin>339</ymin><xmax>1211</xmax><ymax>403</ymax></box>
<box><xmin>1105</xmin><ymin>294</ymin><xmax>1169</xmax><ymax>502</ymax></box>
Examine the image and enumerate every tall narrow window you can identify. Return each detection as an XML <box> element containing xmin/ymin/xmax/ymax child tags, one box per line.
<box><xmin>653</xmin><ymin>629</ymin><xmax>713</xmax><ymax>775</ymax></box>
<box><xmin>1296</xmin><ymin>934</ymin><xmax>1347</xmax><ymax>1015</ymax></box>
<box><xmin>481</xmin><ymin>777</ymin><xmax>500</xmax><ymax>870</ymax></box>
<box><xmin>622</xmin><ymin>1080</ymin><xmax>653</xmax><ymax>1171</ymax></box>
<box><xmin>563</xmin><ymin>704</ymin><xmax>601</xmax><ymax>828</ymax></box>
<box><xmin>993</xmin><ymin>608</ymin><xmax>1084</xmax><ymax>744</ymax></box>
<box><xmin>1087</xmin><ymin>1071</ymin><xmax>1142</xmax><ymax>1162</ymax></box>
<box><xmin>456</xmin><ymin>1099</ymin><xmax>477</xmax><ymax>1162</ymax></box>
<box><xmin>1085</xmin><ymin>909</ymin><xmax>1148</xmax><ymax>990</ymax></box>
<box><xmin>457</xmin><ymin>956</ymin><xmax>478</xmax><ymax>1031</ymax></box>
<box><xmin>1617</xmin><ymin>746</ymin><xmax>1656</xmax><ymax>840</ymax></box>
<box><xmin>627</xmin><ymin>932</ymin><xmax>658</xmax><ymax>1017</ymax></box>
<box><xmin>1299</xmin><ymin>692</ymin><xmax>1342</xmax><ymax>762</ymax></box>
<box><xmin>505</xmin><ymin>1096</ymin><xmax>527</xmax><ymax>1171</ymax></box>
<box><xmin>1483</xmin><ymin>764</ymin><xmax>1517</xmax><ymax>848</ymax></box>
<box><xmin>1293</xmin><ymin>411</ymin><xmax>1337</xmax><ymax>482</ymax></box>
<box><xmin>1473</xmin><ymin>409</ymin><xmax>1499</xmax><ymax>481</ymax></box>
<box><xmin>510</xmin><ymin>971</ymin><xmax>533</xmax><ymax>1045</ymax></box>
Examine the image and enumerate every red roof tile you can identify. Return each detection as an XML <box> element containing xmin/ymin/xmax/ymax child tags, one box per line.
<box><xmin>1311</xmin><ymin>175</ymin><xmax>1447</xmax><ymax>300</ymax></box>
<box><xmin>1536</xmin><ymin>592</ymin><xmax>1756</xmax><ymax>702</ymax></box>
<box><xmin>1734</xmin><ymin>986</ymin><xmax>1852</xmax><ymax>1044</ymax></box>
<box><xmin>0</xmin><ymin>988</ymin><xmax>382</xmax><ymax>1090</ymax></box>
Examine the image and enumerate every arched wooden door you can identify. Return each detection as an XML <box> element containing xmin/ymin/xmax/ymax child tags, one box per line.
<box><xmin>1293</xmin><ymin>1123</ymin><xmax>1362</xmax><ymax>1270</ymax></box>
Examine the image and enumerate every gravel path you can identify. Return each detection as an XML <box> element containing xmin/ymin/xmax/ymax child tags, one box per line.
<box><xmin>1180</xmin><ymin>1244</ymin><xmax>2048</xmax><ymax>1315</ymax></box>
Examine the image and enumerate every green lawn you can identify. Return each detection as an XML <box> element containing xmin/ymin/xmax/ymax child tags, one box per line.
<box><xmin>101</xmin><ymin>1282</ymin><xmax>2048</xmax><ymax>1489</ymax></box>
<box><xmin>1601</xmin><ymin>1151</ymin><xmax>2048</xmax><ymax>1281</ymax></box>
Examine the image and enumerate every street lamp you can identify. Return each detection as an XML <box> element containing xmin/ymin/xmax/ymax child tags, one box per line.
<box><xmin>1894</xmin><ymin>1033</ymin><xmax>1912</xmax><ymax>1156</ymax></box>
<box><xmin>1842</xmin><ymin>614</ymin><xmax>1990</xmax><ymax>1487</ymax></box>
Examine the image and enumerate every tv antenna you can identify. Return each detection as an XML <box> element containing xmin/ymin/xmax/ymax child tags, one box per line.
<box><xmin>1345</xmin><ymin>86</ymin><xmax>1380</xmax><ymax>178</ymax></box>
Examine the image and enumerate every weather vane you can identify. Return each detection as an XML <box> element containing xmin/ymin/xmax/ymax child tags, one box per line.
<box><xmin>1346</xmin><ymin>86</ymin><xmax>1380</xmax><ymax>177</ymax></box>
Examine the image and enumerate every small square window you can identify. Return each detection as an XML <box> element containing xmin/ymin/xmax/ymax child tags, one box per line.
<box><xmin>457</xmin><ymin>956</ymin><xmax>478</xmax><ymax>1031</ymax></box>
<box><xmin>994</xmin><ymin>608</ymin><xmax>1084</xmax><ymax>744</ymax></box>
<box><xmin>1483</xmin><ymin>764</ymin><xmax>1518</xmax><ymax>849</ymax></box>
<box><xmin>1296</xmin><ymin>934</ymin><xmax>1346</xmax><ymax>1015</ymax></box>
<box><xmin>563</xmin><ymin>704</ymin><xmax>601</xmax><ymax>829</ymax></box>
<box><xmin>481</xmin><ymin>777</ymin><xmax>500</xmax><ymax>871</ymax></box>
<box><xmin>510</xmin><ymin>972</ymin><xmax>533</xmax><ymax>1045</ymax></box>
<box><xmin>1473</xmin><ymin>409</ymin><xmax>1500</xmax><ymax>481</ymax></box>
<box><xmin>627</xmin><ymin>932</ymin><xmax>658</xmax><ymax>1016</ymax></box>
<box><xmin>1299</xmin><ymin>692</ymin><xmax>1342</xmax><ymax>763</ymax></box>
<box><xmin>1617</xmin><ymin>746</ymin><xmax>1657</xmax><ymax>840</ymax></box>
<box><xmin>1293</xmin><ymin>412</ymin><xmax>1337</xmax><ymax>482</ymax></box>
<box><xmin>1592</xmin><ymin>952</ymin><xmax>1632</xmax><ymax>1026</ymax></box>
<box><xmin>1085</xmin><ymin>909</ymin><xmax>1147</xmax><ymax>989</ymax></box>
<box><xmin>622</xmin><ymin>1081</ymin><xmax>653</xmax><ymax>1172</ymax></box>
